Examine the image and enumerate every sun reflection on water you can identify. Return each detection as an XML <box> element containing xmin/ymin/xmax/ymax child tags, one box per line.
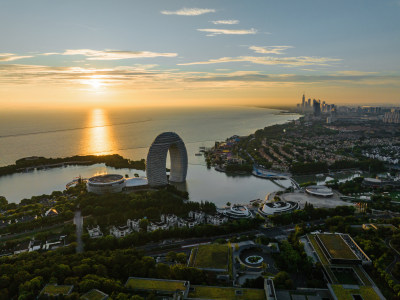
<box><xmin>85</xmin><ymin>108</ymin><xmax>117</xmax><ymax>155</ymax></box>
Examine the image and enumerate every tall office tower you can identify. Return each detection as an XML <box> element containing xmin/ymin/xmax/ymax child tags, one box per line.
<box><xmin>313</xmin><ymin>99</ymin><xmax>321</xmax><ymax>116</ymax></box>
<box><xmin>308</xmin><ymin>98</ymin><xmax>311</xmax><ymax>108</ymax></box>
<box><xmin>302</xmin><ymin>94</ymin><xmax>305</xmax><ymax>108</ymax></box>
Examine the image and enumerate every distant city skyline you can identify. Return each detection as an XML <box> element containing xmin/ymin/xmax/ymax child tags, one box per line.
<box><xmin>0</xmin><ymin>0</ymin><xmax>399</xmax><ymax>109</ymax></box>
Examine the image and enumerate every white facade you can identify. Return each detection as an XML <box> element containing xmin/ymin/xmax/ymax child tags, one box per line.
<box><xmin>127</xmin><ymin>219</ymin><xmax>141</xmax><ymax>232</ymax></box>
<box><xmin>207</xmin><ymin>214</ymin><xmax>228</xmax><ymax>225</ymax></box>
<box><xmin>222</xmin><ymin>205</ymin><xmax>252</xmax><ymax>219</ymax></box>
<box><xmin>110</xmin><ymin>225</ymin><xmax>132</xmax><ymax>238</ymax></box>
<box><xmin>259</xmin><ymin>201</ymin><xmax>299</xmax><ymax>216</ymax></box>
<box><xmin>87</xmin><ymin>174</ymin><xmax>125</xmax><ymax>194</ymax></box>
<box><xmin>87</xmin><ymin>225</ymin><xmax>103</xmax><ymax>238</ymax></box>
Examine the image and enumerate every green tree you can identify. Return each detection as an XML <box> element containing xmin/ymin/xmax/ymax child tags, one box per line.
<box><xmin>176</xmin><ymin>253</ymin><xmax>187</xmax><ymax>264</ymax></box>
<box><xmin>139</xmin><ymin>219</ymin><xmax>149</xmax><ymax>232</ymax></box>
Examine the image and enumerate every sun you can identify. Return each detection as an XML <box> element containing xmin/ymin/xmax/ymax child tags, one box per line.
<box><xmin>87</xmin><ymin>79</ymin><xmax>104</xmax><ymax>90</ymax></box>
<box><xmin>80</xmin><ymin>76</ymin><xmax>106</xmax><ymax>91</ymax></box>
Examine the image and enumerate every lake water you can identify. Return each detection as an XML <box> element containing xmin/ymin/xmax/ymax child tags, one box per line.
<box><xmin>0</xmin><ymin>107</ymin><xmax>300</xmax><ymax>204</ymax></box>
<box><xmin>0</xmin><ymin>163</ymin><xmax>292</xmax><ymax>206</ymax></box>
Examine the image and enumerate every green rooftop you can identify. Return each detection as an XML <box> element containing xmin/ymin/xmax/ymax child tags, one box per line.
<box><xmin>189</xmin><ymin>285</ymin><xmax>265</xmax><ymax>300</ymax></box>
<box><xmin>125</xmin><ymin>278</ymin><xmax>187</xmax><ymax>292</ymax></box>
<box><xmin>41</xmin><ymin>284</ymin><xmax>73</xmax><ymax>296</ymax></box>
<box><xmin>194</xmin><ymin>243</ymin><xmax>229</xmax><ymax>270</ymax></box>
<box><xmin>81</xmin><ymin>289</ymin><xmax>108</xmax><ymax>300</ymax></box>
<box><xmin>330</xmin><ymin>284</ymin><xmax>381</xmax><ymax>300</ymax></box>
<box><xmin>317</xmin><ymin>234</ymin><xmax>358</xmax><ymax>260</ymax></box>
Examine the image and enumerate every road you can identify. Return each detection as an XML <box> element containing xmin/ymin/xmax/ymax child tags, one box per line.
<box><xmin>139</xmin><ymin>223</ymin><xmax>305</xmax><ymax>256</ymax></box>
<box><xmin>74</xmin><ymin>210</ymin><xmax>84</xmax><ymax>253</ymax></box>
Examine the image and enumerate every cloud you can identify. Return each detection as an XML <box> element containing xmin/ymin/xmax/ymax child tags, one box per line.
<box><xmin>161</xmin><ymin>8</ymin><xmax>215</xmax><ymax>16</ymax></box>
<box><xmin>0</xmin><ymin>64</ymin><xmax>398</xmax><ymax>92</ymax></box>
<box><xmin>179</xmin><ymin>55</ymin><xmax>342</xmax><ymax>66</ymax></box>
<box><xmin>43</xmin><ymin>49</ymin><xmax>177</xmax><ymax>60</ymax></box>
<box><xmin>249</xmin><ymin>46</ymin><xmax>293</xmax><ymax>55</ymax></box>
<box><xmin>0</xmin><ymin>53</ymin><xmax>33</xmax><ymax>62</ymax></box>
<box><xmin>336</xmin><ymin>70</ymin><xmax>378</xmax><ymax>76</ymax></box>
<box><xmin>197</xmin><ymin>28</ymin><xmax>257</xmax><ymax>36</ymax></box>
<box><xmin>185</xmin><ymin>72</ymin><xmax>400</xmax><ymax>85</ymax></box>
<box><xmin>211</xmin><ymin>20</ymin><xmax>239</xmax><ymax>25</ymax></box>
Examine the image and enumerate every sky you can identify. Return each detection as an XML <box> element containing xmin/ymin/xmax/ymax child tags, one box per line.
<box><xmin>0</xmin><ymin>0</ymin><xmax>399</xmax><ymax>109</ymax></box>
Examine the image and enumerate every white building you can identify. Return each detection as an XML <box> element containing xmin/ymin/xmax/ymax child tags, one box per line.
<box><xmin>87</xmin><ymin>225</ymin><xmax>103</xmax><ymax>238</ymax></box>
<box><xmin>221</xmin><ymin>205</ymin><xmax>252</xmax><ymax>219</ymax></box>
<box><xmin>188</xmin><ymin>211</ymin><xmax>206</xmax><ymax>223</ymax></box>
<box><xmin>127</xmin><ymin>219</ymin><xmax>141</xmax><ymax>232</ymax></box>
<box><xmin>206</xmin><ymin>214</ymin><xmax>228</xmax><ymax>225</ymax></box>
<box><xmin>29</xmin><ymin>239</ymin><xmax>42</xmax><ymax>252</ymax></box>
<box><xmin>148</xmin><ymin>222</ymin><xmax>169</xmax><ymax>232</ymax></box>
<box><xmin>87</xmin><ymin>174</ymin><xmax>125</xmax><ymax>194</ymax></box>
<box><xmin>161</xmin><ymin>214</ymin><xmax>179</xmax><ymax>227</ymax></box>
<box><xmin>110</xmin><ymin>225</ymin><xmax>132</xmax><ymax>238</ymax></box>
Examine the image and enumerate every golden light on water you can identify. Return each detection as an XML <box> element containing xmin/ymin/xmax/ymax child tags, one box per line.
<box><xmin>84</xmin><ymin>108</ymin><xmax>117</xmax><ymax>155</ymax></box>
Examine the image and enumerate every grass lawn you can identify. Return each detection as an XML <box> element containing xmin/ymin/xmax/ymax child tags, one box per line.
<box><xmin>331</xmin><ymin>285</ymin><xmax>381</xmax><ymax>300</ymax></box>
<box><xmin>189</xmin><ymin>285</ymin><xmax>265</xmax><ymax>300</ymax></box>
<box><xmin>81</xmin><ymin>289</ymin><xmax>108</xmax><ymax>300</ymax></box>
<box><xmin>125</xmin><ymin>278</ymin><xmax>186</xmax><ymax>292</ymax></box>
<box><xmin>317</xmin><ymin>234</ymin><xmax>358</xmax><ymax>260</ymax></box>
<box><xmin>41</xmin><ymin>284</ymin><xmax>73</xmax><ymax>295</ymax></box>
<box><xmin>194</xmin><ymin>243</ymin><xmax>228</xmax><ymax>270</ymax></box>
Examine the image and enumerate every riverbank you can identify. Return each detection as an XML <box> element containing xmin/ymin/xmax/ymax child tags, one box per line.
<box><xmin>0</xmin><ymin>154</ymin><xmax>145</xmax><ymax>177</ymax></box>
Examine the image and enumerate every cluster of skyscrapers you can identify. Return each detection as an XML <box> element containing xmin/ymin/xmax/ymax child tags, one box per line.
<box><xmin>297</xmin><ymin>94</ymin><xmax>336</xmax><ymax>116</ymax></box>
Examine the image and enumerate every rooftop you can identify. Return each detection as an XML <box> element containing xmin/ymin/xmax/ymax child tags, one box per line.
<box><xmin>125</xmin><ymin>277</ymin><xmax>187</xmax><ymax>292</ymax></box>
<box><xmin>317</xmin><ymin>234</ymin><xmax>358</xmax><ymax>260</ymax></box>
<box><xmin>88</xmin><ymin>174</ymin><xmax>124</xmax><ymax>184</ymax></box>
<box><xmin>194</xmin><ymin>243</ymin><xmax>229</xmax><ymax>270</ymax></box>
<box><xmin>81</xmin><ymin>289</ymin><xmax>108</xmax><ymax>300</ymax></box>
<box><xmin>188</xmin><ymin>285</ymin><xmax>265</xmax><ymax>300</ymax></box>
<box><xmin>125</xmin><ymin>177</ymin><xmax>148</xmax><ymax>187</ymax></box>
<box><xmin>41</xmin><ymin>284</ymin><xmax>73</xmax><ymax>296</ymax></box>
<box><xmin>330</xmin><ymin>284</ymin><xmax>382</xmax><ymax>300</ymax></box>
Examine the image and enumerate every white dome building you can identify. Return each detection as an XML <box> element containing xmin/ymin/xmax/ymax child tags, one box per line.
<box><xmin>222</xmin><ymin>205</ymin><xmax>252</xmax><ymax>219</ymax></box>
<box><xmin>305</xmin><ymin>185</ymin><xmax>334</xmax><ymax>197</ymax></box>
<box><xmin>258</xmin><ymin>201</ymin><xmax>299</xmax><ymax>216</ymax></box>
<box><xmin>87</xmin><ymin>174</ymin><xmax>125</xmax><ymax>194</ymax></box>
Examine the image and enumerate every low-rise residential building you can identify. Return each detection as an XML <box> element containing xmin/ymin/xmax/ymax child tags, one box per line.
<box><xmin>44</xmin><ymin>235</ymin><xmax>66</xmax><ymax>251</ymax></box>
<box><xmin>29</xmin><ymin>239</ymin><xmax>42</xmax><ymax>252</ymax></box>
<box><xmin>127</xmin><ymin>219</ymin><xmax>140</xmax><ymax>232</ymax></box>
<box><xmin>87</xmin><ymin>225</ymin><xmax>103</xmax><ymax>238</ymax></box>
<box><xmin>161</xmin><ymin>214</ymin><xmax>178</xmax><ymax>227</ymax></box>
<box><xmin>110</xmin><ymin>225</ymin><xmax>132</xmax><ymax>238</ymax></box>
<box><xmin>206</xmin><ymin>213</ymin><xmax>228</xmax><ymax>225</ymax></box>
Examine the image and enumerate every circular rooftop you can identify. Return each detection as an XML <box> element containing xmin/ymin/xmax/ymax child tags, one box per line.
<box><xmin>88</xmin><ymin>174</ymin><xmax>124</xmax><ymax>184</ymax></box>
<box><xmin>305</xmin><ymin>185</ymin><xmax>334</xmax><ymax>197</ymax></box>
<box><xmin>259</xmin><ymin>201</ymin><xmax>298</xmax><ymax>216</ymax></box>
